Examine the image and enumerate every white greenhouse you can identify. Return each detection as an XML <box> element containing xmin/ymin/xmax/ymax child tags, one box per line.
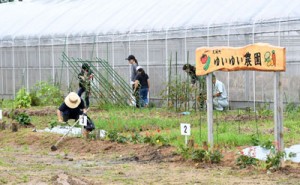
<box><xmin>1</xmin><ymin>0</ymin><xmax>300</xmax><ymax>108</ymax></box>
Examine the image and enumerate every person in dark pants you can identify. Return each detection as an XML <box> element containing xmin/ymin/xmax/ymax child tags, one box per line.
<box><xmin>57</xmin><ymin>92</ymin><xmax>90</xmax><ymax>137</ymax></box>
<box><xmin>134</xmin><ymin>66</ymin><xmax>150</xmax><ymax>108</ymax></box>
<box><xmin>182</xmin><ymin>64</ymin><xmax>206</xmax><ymax>110</ymax></box>
<box><xmin>78</xmin><ymin>63</ymin><xmax>94</xmax><ymax>108</ymax></box>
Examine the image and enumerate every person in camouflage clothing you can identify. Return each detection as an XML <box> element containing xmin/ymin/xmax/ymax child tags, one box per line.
<box><xmin>78</xmin><ymin>63</ymin><xmax>94</xmax><ymax>108</ymax></box>
<box><xmin>182</xmin><ymin>64</ymin><xmax>206</xmax><ymax>110</ymax></box>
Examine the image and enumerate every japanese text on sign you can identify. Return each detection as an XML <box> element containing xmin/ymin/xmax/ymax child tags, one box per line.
<box><xmin>195</xmin><ymin>43</ymin><xmax>286</xmax><ymax>76</ymax></box>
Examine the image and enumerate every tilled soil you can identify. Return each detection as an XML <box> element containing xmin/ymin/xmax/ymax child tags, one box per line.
<box><xmin>1</xmin><ymin>130</ymin><xmax>300</xmax><ymax>185</ymax></box>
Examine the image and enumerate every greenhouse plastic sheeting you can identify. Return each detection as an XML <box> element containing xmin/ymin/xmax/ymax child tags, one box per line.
<box><xmin>0</xmin><ymin>0</ymin><xmax>300</xmax><ymax>39</ymax></box>
<box><xmin>242</xmin><ymin>145</ymin><xmax>300</xmax><ymax>163</ymax></box>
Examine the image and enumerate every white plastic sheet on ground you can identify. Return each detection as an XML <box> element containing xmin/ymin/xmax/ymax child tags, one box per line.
<box><xmin>43</xmin><ymin>126</ymin><xmax>82</xmax><ymax>136</ymax></box>
<box><xmin>242</xmin><ymin>145</ymin><xmax>300</xmax><ymax>163</ymax></box>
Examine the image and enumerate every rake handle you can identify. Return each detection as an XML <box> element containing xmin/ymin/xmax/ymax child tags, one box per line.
<box><xmin>52</xmin><ymin>119</ymin><xmax>80</xmax><ymax>148</ymax></box>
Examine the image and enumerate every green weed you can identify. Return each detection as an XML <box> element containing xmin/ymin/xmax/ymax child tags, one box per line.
<box><xmin>30</xmin><ymin>81</ymin><xmax>63</xmax><ymax>106</ymax></box>
<box><xmin>266</xmin><ymin>149</ymin><xmax>285</xmax><ymax>171</ymax></box>
<box><xmin>236</xmin><ymin>155</ymin><xmax>258</xmax><ymax>169</ymax></box>
<box><xmin>15</xmin><ymin>112</ymin><xmax>31</xmax><ymax>125</ymax></box>
<box><xmin>15</xmin><ymin>88</ymin><xmax>31</xmax><ymax>108</ymax></box>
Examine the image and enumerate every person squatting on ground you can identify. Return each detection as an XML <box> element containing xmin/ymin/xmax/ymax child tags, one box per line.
<box><xmin>212</xmin><ymin>74</ymin><xmax>228</xmax><ymax>111</ymax></box>
<box><xmin>182</xmin><ymin>64</ymin><xmax>206</xmax><ymax>110</ymax></box>
<box><xmin>134</xmin><ymin>66</ymin><xmax>150</xmax><ymax>108</ymax></box>
<box><xmin>78</xmin><ymin>63</ymin><xmax>94</xmax><ymax>108</ymax></box>
<box><xmin>56</xmin><ymin>92</ymin><xmax>90</xmax><ymax>137</ymax></box>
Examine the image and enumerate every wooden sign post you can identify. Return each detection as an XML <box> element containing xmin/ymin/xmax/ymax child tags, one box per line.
<box><xmin>274</xmin><ymin>72</ymin><xmax>284</xmax><ymax>151</ymax></box>
<box><xmin>206</xmin><ymin>73</ymin><xmax>213</xmax><ymax>149</ymax></box>
<box><xmin>195</xmin><ymin>43</ymin><xmax>286</xmax><ymax>151</ymax></box>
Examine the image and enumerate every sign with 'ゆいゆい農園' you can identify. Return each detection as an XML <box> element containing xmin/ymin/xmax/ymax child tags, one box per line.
<box><xmin>196</xmin><ymin>43</ymin><xmax>286</xmax><ymax>76</ymax></box>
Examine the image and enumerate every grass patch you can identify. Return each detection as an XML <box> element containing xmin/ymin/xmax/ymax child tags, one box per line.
<box><xmin>2</xmin><ymin>103</ymin><xmax>300</xmax><ymax>149</ymax></box>
<box><xmin>93</xmin><ymin>106</ymin><xmax>300</xmax><ymax>148</ymax></box>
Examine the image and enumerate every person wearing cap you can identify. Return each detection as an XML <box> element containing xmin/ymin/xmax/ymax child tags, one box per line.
<box><xmin>126</xmin><ymin>55</ymin><xmax>139</xmax><ymax>89</ymax></box>
<box><xmin>212</xmin><ymin>74</ymin><xmax>228</xmax><ymax>111</ymax></box>
<box><xmin>134</xmin><ymin>66</ymin><xmax>150</xmax><ymax>108</ymax></box>
<box><xmin>57</xmin><ymin>92</ymin><xmax>90</xmax><ymax>137</ymax></box>
<box><xmin>182</xmin><ymin>64</ymin><xmax>206</xmax><ymax>110</ymax></box>
<box><xmin>78</xmin><ymin>63</ymin><xmax>94</xmax><ymax>108</ymax></box>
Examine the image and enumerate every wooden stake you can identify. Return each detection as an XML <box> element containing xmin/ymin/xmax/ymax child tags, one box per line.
<box><xmin>274</xmin><ymin>72</ymin><xmax>283</xmax><ymax>151</ymax></box>
<box><xmin>206</xmin><ymin>73</ymin><xmax>213</xmax><ymax>149</ymax></box>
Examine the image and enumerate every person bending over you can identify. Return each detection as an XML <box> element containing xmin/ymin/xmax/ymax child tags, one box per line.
<box><xmin>57</xmin><ymin>92</ymin><xmax>90</xmax><ymax>137</ymax></box>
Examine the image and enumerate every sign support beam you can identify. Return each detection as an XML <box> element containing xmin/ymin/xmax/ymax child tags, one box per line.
<box><xmin>274</xmin><ymin>72</ymin><xmax>283</xmax><ymax>151</ymax></box>
<box><xmin>206</xmin><ymin>73</ymin><xmax>213</xmax><ymax>150</ymax></box>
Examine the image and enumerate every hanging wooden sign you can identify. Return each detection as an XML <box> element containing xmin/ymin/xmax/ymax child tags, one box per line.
<box><xmin>196</xmin><ymin>43</ymin><xmax>286</xmax><ymax>76</ymax></box>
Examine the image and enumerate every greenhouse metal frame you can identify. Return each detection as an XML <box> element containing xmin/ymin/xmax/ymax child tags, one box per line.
<box><xmin>1</xmin><ymin>0</ymin><xmax>300</xmax><ymax>109</ymax></box>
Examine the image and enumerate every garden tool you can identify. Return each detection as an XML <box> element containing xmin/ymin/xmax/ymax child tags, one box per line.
<box><xmin>51</xmin><ymin>108</ymin><xmax>90</xmax><ymax>151</ymax></box>
<box><xmin>50</xmin><ymin>119</ymin><xmax>80</xmax><ymax>151</ymax></box>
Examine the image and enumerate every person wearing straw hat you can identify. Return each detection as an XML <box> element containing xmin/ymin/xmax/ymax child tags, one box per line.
<box><xmin>57</xmin><ymin>92</ymin><xmax>90</xmax><ymax>137</ymax></box>
<box><xmin>78</xmin><ymin>63</ymin><xmax>94</xmax><ymax>108</ymax></box>
<box><xmin>57</xmin><ymin>92</ymin><xmax>87</xmax><ymax>123</ymax></box>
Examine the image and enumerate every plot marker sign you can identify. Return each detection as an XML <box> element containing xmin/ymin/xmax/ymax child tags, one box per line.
<box><xmin>180</xmin><ymin>123</ymin><xmax>191</xmax><ymax>145</ymax></box>
<box><xmin>79</xmin><ymin>115</ymin><xmax>87</xmax><ymax>126</ymax></box>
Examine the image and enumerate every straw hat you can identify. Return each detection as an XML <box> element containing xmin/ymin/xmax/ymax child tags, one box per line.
<box><xmin>64</xmin><ymin>92</ymin><xmax>81</xmax><ymax>108</ymax></box>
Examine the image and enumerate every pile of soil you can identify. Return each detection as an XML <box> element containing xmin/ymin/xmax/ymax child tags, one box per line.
<box><xmin>2</xmin><ymin>106</ymin><xmax>56</xmax><ymax>117</ymax></box>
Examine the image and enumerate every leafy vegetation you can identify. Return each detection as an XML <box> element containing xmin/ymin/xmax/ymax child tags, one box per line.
<box><xmin>49</xmin><ymin>119</ymin><xmax>59</xmax><ymax>129</ymax></box>
<box><xmin>266</xmin><ymin>149</ymin><xmax>285</xmax><ymax>171</ymax></box>
<box><xmin>236</xmin><ymin>154</ymin><xmax>259</xmax><ymax>169</ymax></box>
<box><xmin>177</xmin><ymin>146</ymin><xmax>223</xmax><ymax>164</ymax></box>
<box><xmin>15</xmin><ymin>88</ymin><xmax>31</xmax><ymax>108</ymax></box>
<box><xmin>15</xmin><ymin>113</ymin><xmax>31</xmax><ymax>125</ymax></box>
<box><xmin>160</xmin><ymin>79</ymin><xmax>200</xmax><ymax>111</ymax></box>
<box><xmin>285</xmin><ymin>102</ymin><xmax>299</xmax><ymax>113</ymax></box>
<box><xmin>30</xmin><ymin>81</ymin><xmax>63</xmax><ymax>106</ymax></box>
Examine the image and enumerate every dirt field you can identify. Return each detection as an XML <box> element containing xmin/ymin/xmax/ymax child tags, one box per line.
<box><xmin>1</xmin><ymin>107</ymin><xmax>300</xmax><ymax>185</ymax></box>
<box><xmin>0</xmin><ymin>130</ymin><xmax>300</xmax><ymax>185</ymax></box>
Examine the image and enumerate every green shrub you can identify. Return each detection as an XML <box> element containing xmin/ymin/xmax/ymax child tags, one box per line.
<box><xmin>261</xmin><ymin>140</ymin><xmax>273</xmax><ymax>150</ymax></box>
<box><xmin>209</xmin><ymin>150</ymin><xmax>223</xmax><ymax>164</ymax></box>
<box><xmin>153</xmin><ymin>135</ymin><xmax>169</xmax><ymax>146</ymax></box>
<box><xmin>15</xmin><ymin>113</ymin><xmax>31</xmax><ymax>125</ymax></box>
<box><xmin>160</xmin><ymin>79</ymin><xmax>196</xmax><ymax>110</ymax></box>
<box><xmin>236</xmin><ymin>155</ymin><xmax>258</xmax><ymax>168</ymax></box>
<box><xmin>129</xmin><ymin>132</ymin><xmax>143</xmax><ymax>144</ymax></box>
<box><xmin>30</xmin><ymin>81</ymin><xmax>63</xmax><ymax>106</ymax></box>
<box><xmin>191</xmin><ymin>149</ymin><xmax>206</xmax><ymax>162</ymax></box>
<box><xmin>143</xmin><ymin>136</ymin><xmax>154</xmax><ymax>145</ymax></box>
<box><xmin>15</xmin><ymin>88</ymin><xmax>31</xmax><ymax>108</ymax></box>
<box><xmin>250</xmin><ymin>135</ymin><xmax>260</xmax><ymax>146</ymax></box>
<box><xmin>177</xmin><ymin>145</ymin><xmax>191</xmax><ymax>160</ymax></box>
<box><xmin>29</xmin><ymin>91</ymin><xmax>41</xmax><ymax>106</ymax></box>
<box><xmin>266</xmin><ymin>150</ymin><xmax>285</xmax><ymax>171</ymax></box>
<box><xmin>49</xmin><ymin>120</ymin><xmax>58</xmax><ymax>129</ymax></box>
<box><xmin>107</xmin><ymin>130</ymin><xmax>118</xmax><ymax>142</ymax></box>
<box><xmin>117</xmin><ymin>135</ymin><xmax>128</xmax><ymax>144</ymax></box>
